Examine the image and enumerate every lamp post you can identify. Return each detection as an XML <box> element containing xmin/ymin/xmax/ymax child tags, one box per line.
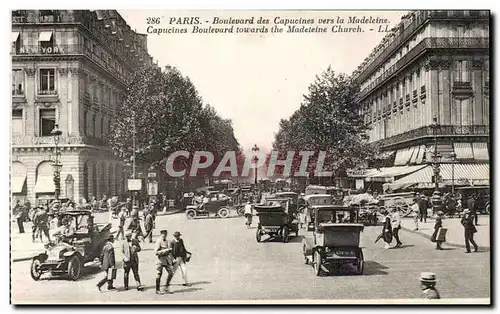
<box><xmin>430</xmin><ymin>117</ymin><xmax>442</xmax><ymax>193</ymax></box>
<box><xmin>449</xmin><ymin>151</ymin><xmax>457</xmax><ymax>195</ymax></box>
<box><xmin>252</xmin><ymin>144</ymin><xmax>259</xmax><ymax>187</ymax></box>
<box><xmin>51</xmin><ymin>124</ymin><xmax>63</xmax><ymax>201</ymax></box>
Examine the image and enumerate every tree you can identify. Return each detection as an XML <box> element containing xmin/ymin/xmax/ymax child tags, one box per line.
<box><xmin>272</xmin><ymin>67</ymin><xmax>381</xmax><ymax>178</ymax></box>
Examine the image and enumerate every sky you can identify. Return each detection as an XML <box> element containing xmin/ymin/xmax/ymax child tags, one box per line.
<box><xmin>119</xmin><ymin>10</ymin><xmax>406</xmax><ymax>152</ymax></box>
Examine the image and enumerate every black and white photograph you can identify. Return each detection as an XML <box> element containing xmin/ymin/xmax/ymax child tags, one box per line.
<box><xmin>9</xmin><ymin>9</ymin><xmax>490</xmax><ymax>304</ymax></box>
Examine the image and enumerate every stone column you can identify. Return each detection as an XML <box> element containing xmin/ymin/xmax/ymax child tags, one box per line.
<box><xmin>424</xmin><ymin>57</ymin><xmax>440</xmax><ymax>125</ymax></box>
<box><xmin>440</xmin><ymin>59</ymin><xmax>452</xmax><ymax>125</ymax></box>
<box><xmin>472</xmin><ymin>59</ymin><xmax>484</xmax><ymax>125</ymax></box>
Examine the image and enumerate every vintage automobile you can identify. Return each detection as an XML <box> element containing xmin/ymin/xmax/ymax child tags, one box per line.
<box><xmin>185</xmin><ymin>197</ymin><xmax>231</xmax><ymax>219</ymax></box>
<box><xmin>301</xmin><ymin>194</ymin><xmax>334</xmax><ymax>229</ymax></box>
<box><xmin>255</xmin><ymin>198</ymin><xmax>299</xmax><ymax>243</ymax></box>
<box><xmin>30</xmin><ymin>210</ymin><xmax>112</xmax><ymax>281</ymax></box>
<box><xmin>302</xmin><ymin>205</ymin><xmax>364</xmax><ymax>276</ymax></box>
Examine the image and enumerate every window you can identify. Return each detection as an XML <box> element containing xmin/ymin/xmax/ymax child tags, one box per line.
<box><xmin>83</xmin><ymin>110</ymin><xmax>88</xmax><ymax>135</ymax></box>
<box><xmin>12</xmin><ymin>32</ymin><xmax>20</xmax><ymax>54</ymax></box>
<box><xmin>39</xmin><ymin>69</ymin><xmax>55</xmax><ymax>94</ymax></box>
<box><xmin>455</xmin><ymin>60</ymin><xmax>470</xmax><ymax>82</ymax></box>
<box><xmin>92</xmin><ymin>114</ymin><xmax>97</xmax><ymax>137</ymax></box>
<box><xmin>39</xmin><ymin>109</ymin><xmax>55</xmax><ymax>136</ymax></box>
<box><xmin>12</xmin><ymin>69</ymin><xmax>24</xmax><ymax>95</ymax></box>
<box><xmin>12</xmin><ymin>109</ymin><xmax>23</xmax><ymax>135</ymax></box>
<box><xmin>100</xmin><ymin>116</ymin><xmax>104</xmax><ymax>138</ymax></box>
<box><xmin>38</xmin><ymin>31</ymin><xmax>53</xmax><ymax>49</ymax></box>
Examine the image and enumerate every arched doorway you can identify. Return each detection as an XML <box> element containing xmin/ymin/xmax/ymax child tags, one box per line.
<box><xmin>35</xmin><ymin>161</ymin><xmax>55</xmax><ymax>204</ymax></box>
<box><xmin>83</xmin><ymin>162</ymin><xmax>89</xmax><ymax>201</ymax></box>
<box><xmin>12</xmin><ymin>161</ymin><xmax>27</xmax><ymax>202</ymax></box>
<box><xmin>65</xmin><ymin>174</ymin><xmax>74</xmax><ymax>201</ymax></box>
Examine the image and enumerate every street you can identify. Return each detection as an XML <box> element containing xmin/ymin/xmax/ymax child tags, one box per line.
<box><xmin>11</xmin><ymin>212</ymin><xmax>490</xmax><ymax>303</ymax></box>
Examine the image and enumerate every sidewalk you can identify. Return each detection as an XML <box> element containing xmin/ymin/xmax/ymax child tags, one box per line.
<box><xmin>10</xmin><ymin>209</ymin><xmax>183</xmax><ymax>263</ymax></box>
<box><xmin>400</xmin><ymin>215</ymin><xmax>490</xmax><ymax>249</ymax></box>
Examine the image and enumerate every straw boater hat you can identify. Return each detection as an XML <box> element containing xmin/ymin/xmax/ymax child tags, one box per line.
<box><xmin>420</xmin><ymin>272</ymin><xmax>437</xmax><ymax>283</ymax></box>
<box><xmin>160</xmin><ymin>229</ymin><xmax>168</xmax><ymax>234</ymax></box>
<box><xmin>173</xmin><ymin>231</ymin><xmax>181</xmax><ymax>237</ymax></box>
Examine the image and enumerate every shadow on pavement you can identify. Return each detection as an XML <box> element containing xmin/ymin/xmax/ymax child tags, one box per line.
<box><xmin>172</xmin><ymin>287</ymin><xmax>203</xmax><ymax>294</ymax></box>
<box><xmin>363</xmin><ymin>261</ymin><xmax>389</xmax><ymax>276</ymax></box>
<box><xmin>287</xmin><ymin>235</ymin><xmax>305</xmax><ymax>243</ymax></box>
<box><xmin>391</xmin><ymin>244</ymin><xmax>415</xmax><ymax>249</ymax></box>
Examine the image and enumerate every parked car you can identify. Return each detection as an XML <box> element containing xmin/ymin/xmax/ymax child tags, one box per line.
<box><xmin>30</xmin><ymin>210</ymin><xmax>112</xmax><ymax>281</ymax></box>
<box><xmin>255</xmin><ymin>198</ymin><xmax>299</xmax><ymax>243</ymax></box>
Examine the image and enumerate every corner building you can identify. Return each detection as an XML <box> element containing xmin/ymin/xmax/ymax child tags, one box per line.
<box><xmin>11</xmin><ymin>10</ymin><xmax>155</xmax><ymax>204</ymax></box>
<box><xmin>351</xmin><ymin>10</ymin><xmax>490</xmax><ymax>191</ymax></box>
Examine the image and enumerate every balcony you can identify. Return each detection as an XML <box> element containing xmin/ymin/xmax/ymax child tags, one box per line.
<box><xmin>375</xmin><ymin>124</ymin><xmax>490</xmax><ymax>147</ymax></box>
<box><xmin>357</xmin><ymin>37</ymin><xmax>489</xmax><ymax>100</ymax></box>
<box><xmin>452</xmin><ymin>81</ymin><xmax>473</xmax><ymax>97</ymax></box>
<box><xmin>12</xmin><ymin>134</ymin><xmax>107</xmax><ymax>147</ymax></box>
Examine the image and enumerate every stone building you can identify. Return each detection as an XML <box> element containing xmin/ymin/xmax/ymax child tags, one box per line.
<box><xmin>11</xmin><ymin>10</ymin><xmax>155</xmax><ymax>205</ymax></box>
<box><xmin>350</xmin><ymin>10</ymin><xmax>490</xmax><ymax>192</ymax></box>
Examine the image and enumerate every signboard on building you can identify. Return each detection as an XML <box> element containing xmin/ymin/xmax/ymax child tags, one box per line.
<box><xmin>148</xmin><ymin>181</ymin><xmax>158</xmax><ymax>196</ymax></box>
<box><xmin>19</xmin><ymin>46</ymin><xmax>66</xmax><ymax>54</ymax></box>
<box><xmin>127</xmin><ymin>179</ymin><xmax>142</xmax><ymax>191</ymax></box>
<box><xmin>355</xmin><ymin>179</ymin><xmax>365</xmax><ymax>190</ymax></box>
<box><xmin>147</xmin><ymin>172</ymin><xmax>156</xmax><ymax>178</ymax></box>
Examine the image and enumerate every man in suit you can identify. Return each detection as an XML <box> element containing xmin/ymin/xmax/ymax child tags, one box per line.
<box><xmin>467</xmin><ymin>194</ymin><xmax>478</xmax><ymax>226</ymax></box>
<box><xmin>420</xmin><ymin>272</ymin><xmax>440</xmax><ymax>299</ymax></box>
<box><xmin>417</xmin><ymin>193</ymin><xmax>429</xmax><ymax>223</ymax></box>
<box><xmin>391</xmin><ymin>208</ymin><xmax>403</xmax><ymax>248</ymax></box>
<box><xmin>461</xmin><ymin>209</ymin><xmax>479</xmax><ymax>253</ymax></box>
<box><xmin>155</xmin><ymin>229</ymin><xmax>174</xmax><ymax>294</ymax></box>
<box><xmin>122</xmin><ymin>231</ymin><xmax>144</xmax><ymax>291</ymax></box>
<box><xmin>144</xmin><ymin>209</ymin><xmax>154</xmax><ymax>243</ymax></box>
<box><xmin>171</xmin><ymin>231</ymin><xmax>191</xmax><ymax>287</ymax></box>
<box><xmin>97</xmin><ymin>235</ymin><xmax>117</xmax><ymax>291</ymax></box>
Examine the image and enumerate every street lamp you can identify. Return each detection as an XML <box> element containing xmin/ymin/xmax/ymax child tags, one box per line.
<box><xmin>51</xmin><ymin>124</ymin><xmax>63</xmax><ymax>201</ymax></box>
<box><xmin>449</xmin><ymin>151</ymin><xmax>457</xmax><ymax>195</ymax></box>
<box><xmin>252</xmin><ymin>144</ymin><xmax>260</xmax><ymax>186</ymax></box>
<box><xmin>430</xmin><ymin>117</ymin><xmax>441</xmax><ymax>193</ymax></box>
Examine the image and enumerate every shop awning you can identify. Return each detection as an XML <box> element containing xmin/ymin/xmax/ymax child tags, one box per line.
<box><xmin>454</xmin><ymin>142</ymin><xmax>474</xmax><ymax>160</ymax></box>
<box><xmin>385</xmin><ymin>163</ymin><xmax>490</xmax><ymax>191</ymax></box>
<box><xmin>472</xmin><ymin>142</ymin><xmax>489</xmax><ymax>160</ymax></box>
<box><xmin>364</xmin><ymin>165</ymin><xmax>427</xmax><ymax>182</ymax></box>
<box><xmin>38</xmin><ymin>31</ymin><xmax>53</xmax><ymax>42</ymax></box>
<box><xmin>34</xmin><ymin>176</ymin><xmax>55</xmax><ymax>194</ymax></box>
<box><xmin>11</xmin><ymin>174</ymin><xmax>26</xmax><ymax>194</ymax></box>
<box><xmin>12</xmin><ymin>32</ymin><xmax>20</xmax><ymax>42</ymax></box>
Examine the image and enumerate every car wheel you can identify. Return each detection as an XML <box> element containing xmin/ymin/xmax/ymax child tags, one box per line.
<box><xmin>355</xmin><ymin>250</ymin><xmax>364</xmax><ymax>275</ymax></box>
<box><xmin>237</xmin><ymin>206</ymin><xmax>245</xmax><ymax>216</ymax></box>
<box><xmin>67</xmin><ymin>255</ymin><xmax>82</xmax><ymax>281</ymax></box>
<box><xmin>30</xmin><ymin>257</ymin><xmax>43</xmax><ymax>281</ymax></box>
<box><xmin>485</xmin><ymin>204</ymin><xmax>490</xmax><ymax>215</ymax></box>
<box><xmin>296</xmin><ymin>228</ymin><xmax>299</xmax><ymax>237</ymax></box>
<box><xmin>218</xmin><ymin>208</ymin><xmax>229</xmax><ymax>218</ymax></box>
<box><xmin>303</xmin><ymin>245</ymin><xmax>309</xmax><ymax>265</ymax></box>
<box><xmin>186</xmin><ymin>209</ymin><xmax>196</xmax><ymax>220</ymax></box>
<box><xmin>314</xmin><ymin>250</ymin><xmax>322</xmax><ymax>276</ymax></box>
<box><xmin>282</xmin><ymin>226</ymin><xmax>289</xmax><ymax>243</ymax></box>
<box><xmin>256</xmin><ymin>229</ymin><xmax>262</xmax><ymax>243</ymax></box>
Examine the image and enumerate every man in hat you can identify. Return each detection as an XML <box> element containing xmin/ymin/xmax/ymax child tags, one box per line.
<box><xmin>97</xmin><ymin>235</ymin><xmax>117</xmax><ymax>292</ymax></box>
<box><xmin>122</xmin><ymin>231</ymin><xmax>144</xmax><ymax>291</ymax></box>
<box><xmin>115</xmin><ymin>207</ymin><xmax>127</xmax><ymax>240</ymax></box>
<box><xmin>171</xmin><ymin>231</ymin><xmax>191</xmax><ymax>287</ymax></box>
<box><xmin>36</xmin><ymin>207</ymin><xmax>51</xmax><ymax>243</ymax></box>
<box><xmin>431</xmin><ymin>211</ymin><xmax>444</xmax><ymax>250</ymax></box>
<box><xmin>417</xmin><ymin>193</ymin><xmax>429</xmax><ymax>223</ymax></box>
<box><xmin>391</xmin><ymin>207</ymin><xmax>403</xmax><ymax>248</ymax></box>
<box><xmin>461</xmin><ymin>209</ymin><xmax>478</xmax><ymax>253</ymax></box>
<box><xmin>155</xmin><ymin>229</ymin><xmax>174</xmax><ymax>294</ymax></box>
<box><xmin>467</xmin><ymin>194</ymin><xmax>478</xmax><ymax>226</ymax></box>
<box><xmin>420</xmin><ymin>272</ymin><xmax>440</xmax><ymax>299</ymax></box>
<box><xmin>144</xmin><ymin>209</ymin><xmax>154</xmax><ymax>243</ymax></box>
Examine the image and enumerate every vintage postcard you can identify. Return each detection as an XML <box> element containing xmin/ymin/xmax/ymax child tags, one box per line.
<box><xmin>10</xmin><ymin>9</ymin><xmax>490</xmax><ymax>304</ymax></box>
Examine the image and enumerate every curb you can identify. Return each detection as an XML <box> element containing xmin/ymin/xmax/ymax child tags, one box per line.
<box><xmin>12</xmin><ymin>256</ymin><xmax>35</xmax><ymax>263</ymax></box>
<box><xmin>157</xmin><ymin>209</ymin><xmax>183</xmax><ymax>216</ymax></box>
<box><xmin>400</xmin><ymin>226</ymin><xmax>490</xmax><ymax>251</ymax></box>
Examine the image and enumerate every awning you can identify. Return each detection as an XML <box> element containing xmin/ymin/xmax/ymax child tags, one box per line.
<box><xmin>454</xmin><ymin>142</ymin><xmax>473</xmax><ymax>160</ymax></box>
<box><xmin>415</xmin><ymin>145</ymin><xmax>426</xmax><ymax>164</ymax></box>
<box><xmin>385</xmin><ymin>163</ymin><xmax>490</xmax><ymax>190</ymax></box>
<box><xmin>364</xmin><ymin>165</ymin><xmax>427</xmax><ymax>182</ymax></box>
<box><xmin>472</xmin><ymin>142</ymin><xmax>489</xmax><ymax>160</ymax></box>
<box><xmin>12</xmin><ymin>32</ymin><xmax>20</xmax><ymax>42</ymax></box>
<box><xmin>38</xmin><ymin>31</ymin><xmax>53</xmax><ymax>42</ymax></box>
<box><xmin>11</xmin><ymin>175</ymin><xmax>26</xmax><ymax>194</ymax></box>
<box><xmin>35</xmin><ymin>176</ymin><xmax>55</xmax><ymax>194</ymax></box>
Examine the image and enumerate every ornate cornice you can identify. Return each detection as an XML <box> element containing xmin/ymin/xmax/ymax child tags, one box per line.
<box><xmin>472</xmin><ymin>59</ymin><xmax>484</xmax><ymax>70</ymax></box>
<box><xmin>58</xmin><ymin>67</ymin><xmax>68</xmax><ymax>75</ymax></box>
<box><xmin>25</xmin><ymin>67</ymin><xmax>36</xmax><ymax>76</ymax></box>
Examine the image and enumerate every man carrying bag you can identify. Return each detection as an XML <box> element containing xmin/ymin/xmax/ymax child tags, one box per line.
<box><xmin>171</xmin><ymin>231</ymin><xmax>192</xmax><ymax>287</ymax></box>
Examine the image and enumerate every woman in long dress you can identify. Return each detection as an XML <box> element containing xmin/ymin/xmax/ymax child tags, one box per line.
<box><xmin>381</xmin><ymin>209</ymin><xmax>393</xmax><ymax>249</ymax></box>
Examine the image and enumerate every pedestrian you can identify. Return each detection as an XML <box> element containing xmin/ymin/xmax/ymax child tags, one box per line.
<box><xmin>115</xmin><ymin>207</ymin><xmax>127</xmax><ymax>240</ymax></box>
<box><xmin>155</xmin><ymin>229</ymin><xmax>174</xmax><ymax>294</ymax></box>
<box><xmin>467</xmin><ymin>194</ymin><xmax>478</xmax><ymax>226</ymax></box>
<box><xmin>37</xmin><ymin>207</ymin><xmax>51</xmax><ymax>243</ymax></box>
<box><xmin>144</xmin><ymin>209</ymin><xmax>154</xmax><ymax>243</ymax></box>
<box><xmin>97</xmin><ymin>235</ymin><xmax>117</xmax><ymax>292</ymax></box>
<box><xmin>244</xmin><ymin>201</ymin><xmax>253</xmax><ymax>228</ymax></box>
<box><xmin>420</xmin><ymin>272</ymin><xmax>440</xmax><ymax>299</ymax></box>
<box><xmin>122</xmin><ymin>231</ymin><xmax>144</xmax><ymax>291</ymax></box>
<box><xmin>410</xmin><ymin>198</ymin><xmax>419</xmax><ymax>231</ymax></box>
<box><xmin>171</xmin><ymin>231</ymin><xmax>191</xmax><ymax>287</ymax></box>
<box><xmin>125</xmin><ymin>198</ymin><xmax>132</xmax><ymax>216</ymax></box>
<box><xmin>13</xmin><ymin>200</ymin><xmax>25</xmax><ymax>234</ymax></box>
<box><xmin>417</xmin><ymin>193</ymin><xmax>429</xmax><ymax>223</ymax></box>
<box><xmin>381</xmin><ymin>209</ymin><xmax>392</xmax><ymax>249</ymax></box>
<box><xmin>461</xmin><ymin>209</ymin><xmax>478</xmax><ymax>253</ymax></box>
<box><xmin>431</xmin><ymin>211</ymin><xmax>444</xmax><ymax>250</ymax></box>
<box><xmin>391</xmin><ymin>207</ymin><xmax>403</xmax><ymax>248</ymax></box>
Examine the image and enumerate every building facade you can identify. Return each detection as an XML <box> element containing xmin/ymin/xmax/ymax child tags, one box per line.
<box><xmin>351</xmin><ymin>10</ymin><xmax>490</xmax><ymax>191</ymax></box>
<box><xmin>11</xmin><ymin>10</ymin><xmax>155</xmax><ymax>204</ymax></box>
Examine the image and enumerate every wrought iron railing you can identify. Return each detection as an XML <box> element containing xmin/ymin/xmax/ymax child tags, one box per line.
<box><xmin>374</xmin><ymin>124</ymin><xmax>490</xmax><ymax>147</ymax></box>
<box><xmin>12</xmin><ymin>134</ymin><xmax>107</xmax><ymax>146</ymax></box>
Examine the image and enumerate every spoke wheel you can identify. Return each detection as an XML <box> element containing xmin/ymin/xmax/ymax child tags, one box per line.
<box><xmin>355</xmin><ymin>250</ymin><xmax>364</xmax><ymax>275</ymax></box>
<box><xmin>256</xmin><ymin>229</ymin><xmax>262</xmax><ymax>243</ymax></box>
<box><xmin>30</xmin><ymin>258</ymin><xmax>43</xmax><ymax>281</ymax></box>
<box><xmin>282</xmin><ymin>226</ymin><xmax>289</xmax><ymax>243</ymax></box>
<box><xmin>391</xmin><ymin>197</ymin><xmax>411</xmax><ymax>217</ymax></box>
<box><xmin>218</xmin><ymin>208</ymin><xmax>229</xmax><ymax>218</ymax></box>
<box><xmin>186</xmin><ymin>210</ymin><xmax>196</xmax><ymax>220</ymax></box>
<box><xmin>313</xmin><ymin>250</ymin><xmax>322</xmax><ymax>276</ymax></box>
<box><xmin>67</xmin><ymin>255</ymin><xmax>82</xmax><ymax>281</ymax></box>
